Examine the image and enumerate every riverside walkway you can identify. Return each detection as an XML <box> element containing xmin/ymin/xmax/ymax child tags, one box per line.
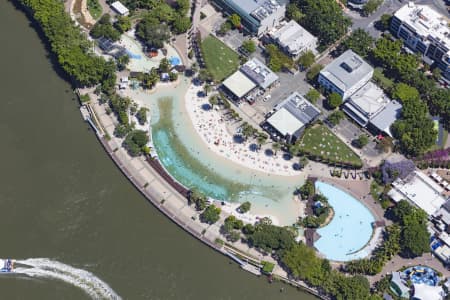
<box><xmin>86</xmin><ymin>99</ymin><xmax>326</xmax><ymax>299</ymax></box>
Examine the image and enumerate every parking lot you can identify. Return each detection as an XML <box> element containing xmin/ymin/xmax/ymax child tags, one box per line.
<box><xmin>331</xmin><ymin>117</ymin><xmax>386</xmax><ymax>167</ymax></box>
<box><xmin>252</xmin><ymin>70</ymin><xmax>313</xmax><ymax>115</ymax></box>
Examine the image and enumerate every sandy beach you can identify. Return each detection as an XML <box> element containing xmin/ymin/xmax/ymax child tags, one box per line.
<box><xmin>185</xmin><ymin>84</ymin><xmax>301</xmax><ymax>177</ymax></box>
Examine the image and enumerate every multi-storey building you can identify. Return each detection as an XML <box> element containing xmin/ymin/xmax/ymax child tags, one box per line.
<box><xmin>212</xmin><ymin>0</ymin><xmax>286</xmax><ymax>36</ymax></box>
<box><xmin>268</xmin><ymin>20</ymin><xmax>317</xmax><ymax>59</ymax></box>
<box><xmin>318</xmin><ymin>50</ymin><xmax>374</xmax><ymax>100</ymax></box>
<box><xmin>391</xmin><ymin>3</ymin><xmax>450</xmax><ymax>79</ymax></box>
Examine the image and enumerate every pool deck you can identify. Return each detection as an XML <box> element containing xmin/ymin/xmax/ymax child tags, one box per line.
<box><xmin>317</xmin><ymin>177</ymin><xmax>387</xmax><ymax>224</ymax></box>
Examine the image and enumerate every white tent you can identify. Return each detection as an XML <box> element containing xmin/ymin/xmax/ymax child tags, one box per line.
<box><xmin>413</xmin><ymin>283</ymin><xmax>444</xmax><ymax>300</ymax></box>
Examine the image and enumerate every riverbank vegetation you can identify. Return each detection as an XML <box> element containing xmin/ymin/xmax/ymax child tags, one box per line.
<box><xmin>18</xmin><ymin>0</ymin><xmax>116</xmax><ymax>89</ymax></box>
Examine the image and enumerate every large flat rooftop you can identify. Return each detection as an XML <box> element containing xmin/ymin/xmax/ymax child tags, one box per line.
<box><xmin>269</xmin><ymin>20</ymin><xmax>317</xmax><ymax>55</ymax></box>
<box><xmin>240</xmin><ymin>58</ymin><xmax>278</xmax><ymax>89</ymax></box>
<box><xmin>225</xmin><ymin>0</ymin><xmax>284</xmax><ymax>20</ymax></box>
<box><xmin>267</xmin><ymin>92</ymin><xmax>321</xmax><ymax>137</ymax></box>
<box><xmin>320</xmin><ymin>50</ymin><xmax>374</xmax><ymax>92</ymax></box>
<box><xmin>388</xmin><ymin>171</ymin><xmax>447</xmax><ymax>215</ymax></box>
<box><xmin>394</xmin><ymin>3</ymin><xmax>450</xmax><ymax>51</ymax></box>
<box><xmin>370</xmin><ymin>100</ymin><xmax>402</xmax><ymax>137</ymax></box>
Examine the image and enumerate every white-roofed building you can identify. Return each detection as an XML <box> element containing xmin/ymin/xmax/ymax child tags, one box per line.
<box><xmin>265</xmin><ymin>92</ymin><xmax>320</xmax><ymax>143</ymax></box>
<box><xmin>412</xmin><ymin>283</ymin><xmax>444</xmax><ymax>300</ymax></box>
<box><xmin>318</xmin><ymin>50</ymin><xmax>374</xmax><ymax>100</ymax></box>
<box><xmin>111</xmin><ymin>1</ymin><xmax>129</xmax><ymax>16</ymax></box>
<box><xmin>388</xmin><ymin>170</ymin><xmax>447</xmax><ymax>216</ymax></box>
<box><xmin>222</xmin><ymin>71</ymin><xmax>257</xmax><ymax>99</ymax></box>
<box><xmin>240</xmin><ymin>58</ymin><xmax>279</xmax><ymax>90</ymax></box>
<box><xmin>267</xmin><ymin>108</ymin><xmax>304</xmax><ymax>136</ymax></box>
<box><xmin>212</xmin><ymin>0</ymin><xmax>286</xmax><ymax>36</ymax></box>
<box><xmin>268</xmin><ymin>20</ymin><xmax>317</xmax><ymax>59</ymax></box>
<box><xmin>342</xmin><ymin>82</ymin><xmax>389</xmax><ymax>127</ymax></box>
<box><xmin>391</xmin><ymin>3</ymin><xmax>450</xmax><ymax>80</ymax></box>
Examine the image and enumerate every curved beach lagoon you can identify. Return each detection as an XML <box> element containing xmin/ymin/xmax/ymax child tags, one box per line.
<box><xmin>136</xmin><ymin>79</ymin><xmax>306</xmax><ymax>225</ymax></box>
<box><xmin>314</xmin><ymin>181</ymin><xmax>375</xmax><ymax>261</ymax></box>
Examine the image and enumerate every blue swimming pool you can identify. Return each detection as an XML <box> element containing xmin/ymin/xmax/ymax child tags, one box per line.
<box><xmin>314</xmin><ymin>181</ymin><xmax>375</xmax><ymax>261</ymax></box>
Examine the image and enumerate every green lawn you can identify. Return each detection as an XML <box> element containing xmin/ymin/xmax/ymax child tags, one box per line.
<box><xmin>299</xmin><ymin>125</ymin><xmax>362</xmax><ymax>167</ymax></box>
<box><xmin>201</xmin><ymin>35</ymin><xmax>240</xmax><ymax>82</ymax></box>
<box><xmin>87</xmin><ymin>0</ymin><xmax>102</xmax><ymax>20</ymax></box>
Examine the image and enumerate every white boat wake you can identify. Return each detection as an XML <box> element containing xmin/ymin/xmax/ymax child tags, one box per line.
<box><xmin>9</xmin><ymin>258</ymin><xmax>121</xmax><ymax>299</ymax></box>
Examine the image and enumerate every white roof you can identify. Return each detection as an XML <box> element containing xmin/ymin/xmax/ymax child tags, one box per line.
<box><xmin>267</xmin><ymin>107</ymin><xmax>304</xmax><ymax>136</ymax></box>
<box><xmin>111</xmin><ymin>1</ymin><xmax>129</xmax><ymax>15</ymax></box>
<box><xmin>269</xmin><ymin>20</ymin><xmax>317</xmax><ymax>56</ymax></box>
<box><xmin>394</xmin><ymin>3</ymin><xmax>450</xmax><ymax>54</ymax></box>
<box><xmin>413</xmin><ymin>283</ymin><xmax>444</xmax><ymax>300</ymax></box>
<box><xmin>347</xmin><ymin>82</ymin><xmax>388</xmax><ymax>118</ymax></box>
<box><xmin>370</xmin><ymin>100</ymin><xmax>402</xmax><ymax>137</ymax></box>
<box><xmin>240</xmin><ymin>58</ymin><xmax>278</xmax><ymax>89</ymax></box>
<box><xmin>319</xmin><ymin>50</ymin><xmax>374</xmax><ymax>93</ymax></box>
<box><xmin>389</xmin><ymin>171</ymin><xmax>446</xmax><ymax>215</ymax></box>
<box><xmin>222</xmin><ymin>71</ymin><xmax>256</xmax><ymax>98</ymax></box>
<box><xmin>434</xmin><ymin>244</ymin><xmax>450</xmax><ymax>261</ymax></box>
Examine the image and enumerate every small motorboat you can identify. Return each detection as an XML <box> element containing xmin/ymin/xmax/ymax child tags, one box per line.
<box><xmin>0</xmin><ymin>259</ymin><xmax>14</xmax><ymax>273</ymax></box>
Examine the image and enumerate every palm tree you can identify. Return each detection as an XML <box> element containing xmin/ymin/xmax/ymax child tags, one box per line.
<box><xmin>256</xmin><ymin>135</ymin><xmax>267</xmax><ymax>150</ymax></box>
<box><xmin>204</xmin><ymin>83</ymin><xmax>211</xmax><ymax>96</ymax></box>
<box><xmin>272</xmin><ymin>142</ymin><xmax>281</xmax><ymax>156</ymax></box>
<box><xmin>208</xmin><ymin>95</ymin><xmax>219</xmax><ymax>108</ymax></box>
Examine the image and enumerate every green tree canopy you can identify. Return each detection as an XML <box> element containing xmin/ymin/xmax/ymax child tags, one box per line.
<box><xmin>241</xmin><ymin>40</ymin><xmax>256</xmax><ymax>53</ymax></box>
<box><xmin>173</xmin><ymin>16</ymin><xmax>191</xmax><ymax>34</ymax></box>
<box><xmin>90</xmin><ymin>14</ymin><xmax>121</xmax><ymax>41</ymax></box>
<box><xmin>363</xmin><ymin>0</ymin><xmax>383</xmax><ymax>17</ymax></box>
<box><xmin>200</xmin><ymin>205</ymin><xmax>221</xmax><ymax>224</ymax></box>
<box><xmin>306</xmin><ymin>64</ymin><xmax>323</xmax><ymax>82</ymax></box>
<box><xmin>286</xmin><ymin>3</ymin><xmax>305</xmax><ymax>23</ymax></box>
<box><xmin>290</xmin><ymin>0</ymin><xmax>351</xmax><ymax>48</ymax></box>
<box><xmin>401</xmin><ymin>222</ymin><xmax>430</xmax><ymax>257</ymax></box>
<box><xmin>392</xmin><ymin>83</ymin><xmax>420</xmax><ymax>103</ymax></box>
<box><xmin>229</xmin><ymin>14</ymin><xmax>241</xmax><ymax>28</ymax></box>
<box><xmin>355</xmin><ymin>134</ymin><xmax>369</xmax><ymax>148</ymax></box>
<box><xmin>338</xmin><ymin>28</ymin><xmax>374</xmax><ymax>58</ymax></box>
<box><xmin>136</xmin><ymin>17</ymin><xmax>171</xmax><ymax>48</ymax></box>
<box><xmin>298</xmin><ymin>50</ymin><xmax>315</xmax><ymax>68</ymax></box>
<box><xmin>265</xmin><ymin>44</ymin><xmax>294</xmax><ymax>72</ymax></box>
<box><xmin>305</xmin><ymin>88</ymin><xmax>320</xmax><ymax>103</ymax></box>
<box><xmin>189</xmin><ymin>189</ymin><xmax>207</xmax><ymax>211</ymax></box>
<box><xmin>391</xmin><ymin>95</ymin><xmax>436</xmax><ymax>156</ymax></box>
<box><xmin>19</xmin><ymin>0</ymin><xmax>117</xmax><ymax>87</ymax></box>
<box><xmin>238</xmin><ymin>201</ymin><xmax>251</xmax><ymax>213</ymax></box>
<box><xmin>298</xmin><ymin>180</ymin><xmax>315</xmax><ymax>200</ymax></box>
<box><xmin>327</xmin><ymin>92</ymin><xmax>342</xmax><ymax>109</ymax></box>
<box><xmin>114</xmin><ymin>16</ymin><xmax>132</xmax><ymax>33</ymax></box>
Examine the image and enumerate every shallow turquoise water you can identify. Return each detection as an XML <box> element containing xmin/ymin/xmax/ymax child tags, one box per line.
<box><xmin>153</xmin><ymin>128</ymin><xmax>229</xmax><ymax>199</ymax></box>
<box><xmin>314</xmin><ymin>181</ymin><xmax>375</xmax><ymax>261</ymax></box>
<box><xmin>147</xmin><ymin>80</ymin><xmax>305</xmax><ymax>225</ymax></box>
